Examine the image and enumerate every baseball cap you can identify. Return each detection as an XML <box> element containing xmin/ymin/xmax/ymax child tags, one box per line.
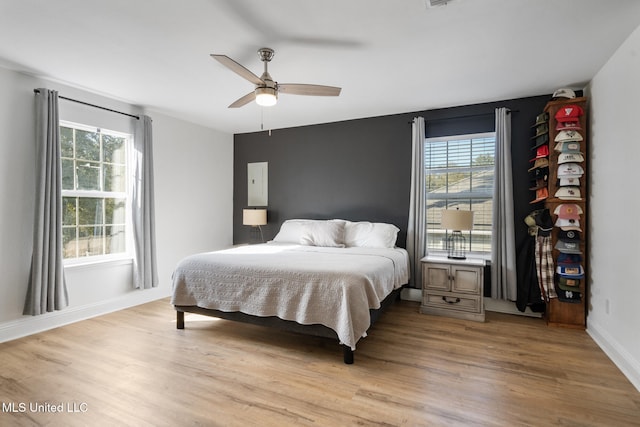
<box><xmin>531</xmin><ymin>133</ymin><xmax>549</xmax><ymax>149</ymax></box>
<box><xmin>557</xmin><ymin>163</ymin><xmax>584</xmax><ymax>178</ymax></box>
<box><xmin>530</xmin><ymin>166</ymin><xmax>549</xmax><ymax>182</ymax></box>
<box><xmin>558</xmin><ymin>229</ymin><xmax>581</xmax><ymax>242</ymax></box>
<box><xmin>558</xmin><ymin>276</ymin><xmax>580</xmax><ymax>288</ymax></box>
<box><xmin>557</xmin><ymin>152</ymin><xmax>584</xmax><ymax>164</ymax></box>
<box><xmin>556</xmin><ymin>264</ymin><xmax>585</xmax><ymax>278</ymax></box>
<box><xmin>554</xmin><ymin>204</ymin><xmax>583</xmax><ymax>220</ymax></box>
<box><xmin>556</xmin><ymin>121</ymin><xmax>582</xmax><ymax>131</ymax></box>
<box><xmin>554</xmin><ymin>141</ymin><xmax>581</xmax><ymax>153</ymax></box>
<box><xmin>558</xmin><ymin>177</ymin><xmax>580</xmax><ymax>187</ymax></box>
<box><xmin>556</xmin><ymin>287</ymin><xmax>582</xmax><ymax>303</ymax></box>
<box><xmin>530</xmin><ymin>145</ymin><xmax>550</xmax><ymax>161</ymax></box>
<box><xmin>529</xmin><ymin>179</ymin><xmax>547</xmax><ymax>191</ymax></box>
<box><xmin>555</xmin><ymin>187</ymin><xmax>582</xmax><ymax>200</ymax></box>
<box><xmin>534</xmin><ymin>208</ymin><xmax>553</xmax><ymax>236</ymax></box>
<box><xmin>531</xmin><ymin>112</ymin><xmax>549</xmax><ymax>127</ymax></box>
<box><xmin>554</xmin><ymin>130</ymin><xmax>583</xmax><ymax>142</ymax></box>
<box><xmin>555</xmin><ymin>240</ymin><xmax>583</xmax><ymax>254</ymax></box>
<box><xmin>555</xmin><ymin>105</ymin><xmax>584</xmax><ymax>123</ymax></box>
<box><xmin>528</xmin><ymin>158</ymin><xmax>549</xmax><ymax>172</ymax></box>
<box><xmin>558</xmin><ymin>283</ymin><xmax>581</xmax><ymax>293</ymax></box>
<box><xmin>557</xmin><ymin>253</ymin><xmax>582</xmax><ymax>264</ymax></box>
<box><xmin>530</xmin><ymin>187</ymin><xmax>549</xmax><ymax>204</ymax></box>
<box><xmin>557</xmin><ymin>276</ymin><xmax>581</xmax><ymax>290</ymax></box>
<box><xmin>552</xmin><ymin>88</ymin><xmax>576</xmax><ymax>99</ymax></box>
<box><xmin>555</xmin><ymin>217</ymin><xmax>582</xmax><ymax>232</ymax></box>
<box><xmin>531</xmin><ymin>123</ymin><xmax>549</xmax><ymax>138</ymax></box>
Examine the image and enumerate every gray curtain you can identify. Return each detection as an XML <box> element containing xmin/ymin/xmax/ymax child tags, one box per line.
<box><xmin>24</xmin><ymin>89</ymin><xmax>69</xmax><ymax>315</ymax></box>
<box><xmin>491</xmin><ymin>107</ymin><xmax>517</xmax><ymax>300</ymax></box>
<box><xmin>407</xmin><ymin>116</ymin><xmax>427</xmax><ymax>288</ymax></box>
<box><xmin>132</xmin><ymin>115</ymin><xmax>159</xmax><ymax>289</ymax></box>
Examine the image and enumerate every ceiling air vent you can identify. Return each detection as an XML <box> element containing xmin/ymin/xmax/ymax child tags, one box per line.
<box><xmin>426</xmin><ymin>0</ymin><xmax>451</xmax><ymax>7</ymax></box>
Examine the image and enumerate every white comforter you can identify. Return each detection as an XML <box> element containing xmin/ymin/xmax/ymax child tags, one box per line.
<box><xmin>171</xmin><ymin>243</ymin><xmax>410</xmax><ymax>350</ymax></box>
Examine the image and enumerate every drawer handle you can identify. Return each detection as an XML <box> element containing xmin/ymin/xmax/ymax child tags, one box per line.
<box><xmin>442</xmin><ymin>296</ymin><xmax>461</xmax><ymax>304</ymax></box>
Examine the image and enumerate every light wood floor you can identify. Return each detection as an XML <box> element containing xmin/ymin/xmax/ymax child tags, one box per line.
<box><xmin>1</xmin><ymin>299</ymin><xmax>639</xmax><ymax>427</ymax></box>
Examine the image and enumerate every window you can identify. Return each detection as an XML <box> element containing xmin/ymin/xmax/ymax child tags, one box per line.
<box><xmin>424</xmin><ymin>132</ymin><xmax>495</xmax><ymax>254</ymax></box>
<box><xmin>60</xmin><ymin>121</ymin><xmax>131</xmax><ymax>261</ymax></box>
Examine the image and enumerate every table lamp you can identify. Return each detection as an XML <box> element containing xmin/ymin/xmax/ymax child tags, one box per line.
<box><xmin>441</xmin><ymin>209</ymin><xmax>474</xmax><ymax>260</ymax></box>
<box><xmin>243</xmin><ymin>208</ymin><xmax>267</xmax><ymax>243</ymax></box>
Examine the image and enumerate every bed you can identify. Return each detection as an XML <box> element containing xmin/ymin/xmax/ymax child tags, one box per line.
<box><xmin>171</xmin><ymin>219</ymin><xmax>410</xmax><ymax>364</ymax></box>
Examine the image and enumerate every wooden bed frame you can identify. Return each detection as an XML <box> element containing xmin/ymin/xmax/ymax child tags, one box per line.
<box><xmin>175</xmin><ymin>286</ymin><xmax>404</xmax><ymax>364</ymax></box>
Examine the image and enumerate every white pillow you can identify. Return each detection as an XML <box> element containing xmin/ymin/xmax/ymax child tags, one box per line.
<box><xmin>272</xmin><ymin>219</ymin><xmax>311</xmax><ymax>243</ymax></box>
<box><xmin>299</xmin><ymin>220</ymin><xmax>345</xmax><ymax>247</ymax></box>
<box><xmin>272</xmin><ymin>219</ymin><xmax>346</xmax><ymax>247</ymax></box>
<box><xmin>344</xmin><ymin>221</ymin><xmax>399</xmax><ymax>248</ymax></box>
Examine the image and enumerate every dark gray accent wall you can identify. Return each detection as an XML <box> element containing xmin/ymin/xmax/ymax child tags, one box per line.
<box><xmin>233</xmin><ymin>94</ymin><xmax>552</xmax><ymax>280</ymax></box>
<box><xmin>234</xmin><ymin>113</ymin><xmax>414</xmax><ymax>246</ymax></box>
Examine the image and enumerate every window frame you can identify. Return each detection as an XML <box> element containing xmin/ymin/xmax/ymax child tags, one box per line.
<box><xmin>60</xmin><ymin>120</ymin><xmax>133</xmax><ymax>266</ymax></box>
<box><xmin>423</xmin><ymin>131</ymin><xmax>496</xmax><ymax>257</ymax></box>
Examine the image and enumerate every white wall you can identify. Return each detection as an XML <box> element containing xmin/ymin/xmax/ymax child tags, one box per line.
<box><xmin>152</xmin><ymin>110</ymin><xmax>234</xmax><ymax>285</ymax></box>
<box><xmin>0</xmin><ymin>66</ymin><xmax>233</xmax><ymax>341</ymax></box>
<box><xmin>585</xmin><ymin>23</ymin><xmax>640</xmax><ymax>391</ymax></box>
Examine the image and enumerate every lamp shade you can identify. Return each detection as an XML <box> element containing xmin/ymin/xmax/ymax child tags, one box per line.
<box><xmin>441</xmin><ymin>209</ymin><xmax>474</xmax><ymax>231</ymax></box>
<box><xmin>243</xmin><ymin>208</ymin><xmax>267</xmax><ymax>226</ymax></box>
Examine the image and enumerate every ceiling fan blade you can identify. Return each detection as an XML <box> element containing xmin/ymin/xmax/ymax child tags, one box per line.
<box><xmin>228</xmin><ymin>91</ymin><xmax>256</xmax><ymax>108</ymax></box>
<box><xmin>278</xmin><ymin>84</ymin><xmax>341</xmax><ymax>97</ymax></box>
<box><xmin>211</xmin><ymin>54</ymin><xmax>264</xmax><ymax>86</ymax></box>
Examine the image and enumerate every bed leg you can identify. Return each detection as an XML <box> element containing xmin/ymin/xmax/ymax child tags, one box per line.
<box><xmin>176</xmin><ymin>311</ymin><xmax>184</xmax><ymax>329</ymax></box>
<box><xmin>343</xmin><ymin>345</ymin><xmax>354</xmax><ymax>364</ymax></box>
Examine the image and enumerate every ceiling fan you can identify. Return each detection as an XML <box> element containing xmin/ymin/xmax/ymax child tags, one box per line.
<box><xmin>211</xmin><ymin>47</ymin><xmax>341</xmax><ymax>108</ymax></box>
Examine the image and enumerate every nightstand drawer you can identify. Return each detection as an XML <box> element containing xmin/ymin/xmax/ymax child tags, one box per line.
<box><xmin>423</xmin><ymin>291</ymin><xmax>481</xmax><ymax>313</ymax></box>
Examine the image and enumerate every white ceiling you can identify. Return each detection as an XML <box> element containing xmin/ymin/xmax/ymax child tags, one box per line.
<box><xmin>1</xmin><ymin>0</ymin><xmax>639</xmax><ymax>134</ymax></box>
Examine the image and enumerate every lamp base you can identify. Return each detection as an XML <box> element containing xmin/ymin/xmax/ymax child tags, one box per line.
<box><xmin>446</xmin><ymin>231</ymin><xmax>467</xmax><ymax>260</ymax></box>
<box><xmin>248</xmin><ymin>225</ymin><xmax>265</xmax><ymax>244</ymax></box>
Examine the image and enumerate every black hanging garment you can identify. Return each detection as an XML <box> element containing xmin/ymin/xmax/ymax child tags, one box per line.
<box><xmin>516</xmin><ymin>235</ymin><xmax>541</xmax><ymax>312</ymax></box>
<box><xmin>516</xmin><ymin>209</ymin><xmax>553</xmax><ymax>313</ymax></box>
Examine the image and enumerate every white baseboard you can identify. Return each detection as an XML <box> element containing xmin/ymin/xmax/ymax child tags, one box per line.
<box><xmin>484</xmin><ymin>298</ymin><xmax>542</xmax><ymax>318</ymax></box>
<box><xmin>0</xmin><ymin>288</ymin><xmax>171</xmax><ymax>343</ymax></box>
<box><xmin>587</xmin><ymin>321</ymin><xmax>640</xmax><ymax>392</ymax></box>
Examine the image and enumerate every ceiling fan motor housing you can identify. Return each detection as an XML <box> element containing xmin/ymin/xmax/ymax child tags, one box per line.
<box><xmin>258</xmin><ymin>47</ymin><xmax>275</xmax><ymax>62</ymax></box>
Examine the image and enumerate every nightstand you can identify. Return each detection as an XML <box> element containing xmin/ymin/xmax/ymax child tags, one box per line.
<box><xmin>419</xmin><ymin>255</ymin><xmax>485</xmax><ymax>322</ymax></box>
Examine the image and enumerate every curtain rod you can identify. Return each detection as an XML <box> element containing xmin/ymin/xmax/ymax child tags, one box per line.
<box><xmin>33</xmin><ymin>89</ymin><xmax>140</xmax><ymax>120</ymax></box>
<box><xmin>410</xmin><ymin>109</ymin><xmax>518</xmax><ymax>124</ymax></box>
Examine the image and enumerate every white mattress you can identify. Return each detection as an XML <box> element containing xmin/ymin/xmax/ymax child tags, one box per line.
<box><xmin>171</xmin><ymin>243</ymin><xmax>410</xmax><ymax>350</ymax></box>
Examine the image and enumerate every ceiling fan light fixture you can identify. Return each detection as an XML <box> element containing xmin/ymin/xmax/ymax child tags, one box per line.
<box><xmin>255</xmin><ymin>87</ymin><xmax>277</xmax><ymax>107</ymax></box>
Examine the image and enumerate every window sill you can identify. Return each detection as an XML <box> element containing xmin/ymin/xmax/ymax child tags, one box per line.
<box><xmin>427</xmin><ymin>250</ymin><xmax>491</xmax><ymax>262</ymax></box>
<box><xmin>64</xmin><ymin>256</ymin><xmax>133</xmax><ymax>271</ymax></box>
